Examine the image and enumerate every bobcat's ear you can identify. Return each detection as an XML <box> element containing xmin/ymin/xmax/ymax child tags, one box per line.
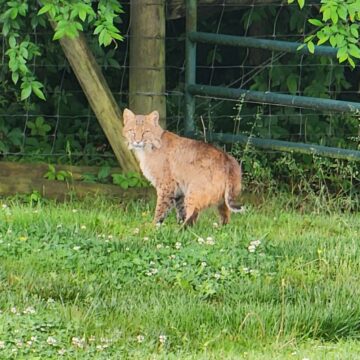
<box><xmin>148</xmin><ymin>111</ymin><xmax>160</xmax><ymax>127</ymax></box>
<box><xmin>123</xmin><ymin>108</ymin><xmax>135</xmax><ymax>125</ymax></box>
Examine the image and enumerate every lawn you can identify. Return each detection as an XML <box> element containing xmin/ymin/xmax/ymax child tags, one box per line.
<box><xmin>0</xmin><ymin>195</ymin><xmax>360</xmax><ymax>359</ymax></box>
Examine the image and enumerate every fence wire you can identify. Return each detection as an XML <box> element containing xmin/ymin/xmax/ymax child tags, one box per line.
<box><xmin>0</xmin><ymin>1</ymin><xmax>359</xmax><ymax>165</ymax></box>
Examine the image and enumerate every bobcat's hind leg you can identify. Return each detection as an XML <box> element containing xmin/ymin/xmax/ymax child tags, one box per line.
<box><xmin>154</xmin><ymin>184</ymin><xmax>175</xmax><ymax>225</ymax></box>
<box><xmin>183</xmin><ymin>195</ymin><xmax>199</xmax><ymax>227</ymax></box>
<box><xmin>174</xmin><ymin>195</ymin><xmax>186</xmax><ymax>224</ymax></box>
<box><xmin>218</xmin><ymin>202</ymin><xmax>231</xmax><ymax>225</ymax></box>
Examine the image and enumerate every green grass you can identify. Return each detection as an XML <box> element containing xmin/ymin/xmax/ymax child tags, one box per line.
<box><xmin>0</xmin><ymin>195</ymin><xmax>360</xmax><ymax>359</ymax></box>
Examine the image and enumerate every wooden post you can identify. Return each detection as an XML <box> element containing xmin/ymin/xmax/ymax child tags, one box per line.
<box><xmin>54</xmin><ymin>31</ymin><xmax>140</xmax><ymax>172</ymax></box>
<box><xmin>129</xmin><ymin>0</ymin><xmax>166</xmax><ymax>128</ymax></box>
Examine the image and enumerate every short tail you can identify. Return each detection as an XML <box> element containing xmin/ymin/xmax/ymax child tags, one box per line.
<box><xmin>225</xmin><ymin>158</ymin><xmax>244</xmax><ymax>213</ymax></box>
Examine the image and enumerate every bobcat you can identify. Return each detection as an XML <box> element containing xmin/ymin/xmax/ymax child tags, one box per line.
<box><xmin>123</xmin><ymin>108</ymin><xmax>243</xmax><ymax>226</ymax></box>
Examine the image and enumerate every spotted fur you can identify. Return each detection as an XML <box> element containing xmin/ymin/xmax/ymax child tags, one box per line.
<box><xmin>123</xmin><ymin>108</ymin><xmax>243</xmax><ymax>226</ymax></box>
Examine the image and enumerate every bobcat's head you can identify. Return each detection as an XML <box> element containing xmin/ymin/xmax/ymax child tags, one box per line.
<box><xmin>123</xmin><ymin>109</ymin><xmax>164</xmax><ymax>150</ymax></box>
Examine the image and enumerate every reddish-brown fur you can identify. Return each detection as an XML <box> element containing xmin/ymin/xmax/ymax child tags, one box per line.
<box><xmin>123</xmin><ymin>109</ymin><xmax>242</xmax><ymax>226</ymax></box>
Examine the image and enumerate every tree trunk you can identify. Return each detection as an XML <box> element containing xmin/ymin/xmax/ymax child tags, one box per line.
<box><xmin>129</xmin><ymin>0</ymin><xmax>166</xmax><ymax>128</ymax></box>
<box><xmin>53</xmin><ymin>31</ymin><xmax>140</xmax><ymax>172</ymax></box>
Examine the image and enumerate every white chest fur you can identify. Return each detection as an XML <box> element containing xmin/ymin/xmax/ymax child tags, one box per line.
<box><xmin>134</xmin><ymin>149</ymin><xmax>157</xmax><ymax>186</ymax></box>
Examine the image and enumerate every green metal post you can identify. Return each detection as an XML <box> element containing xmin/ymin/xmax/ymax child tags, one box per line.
<box><xmin>185</xmin><ymin>0</ymin><xmax>197</xmax><ymax>135</ymax></box>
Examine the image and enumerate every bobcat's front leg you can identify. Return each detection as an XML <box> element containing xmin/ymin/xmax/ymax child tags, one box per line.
<box><xmin>154</xmin><ymin>184</ymin><xmax>175</xmax><ymax>225</ymax></box>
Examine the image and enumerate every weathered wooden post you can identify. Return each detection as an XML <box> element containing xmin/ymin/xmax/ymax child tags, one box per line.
<box><xmin>129</xmin><ymin>0</ymin><xmax>166</xmax><ymax>128</ymax></box>
<box><xmin>53</xmin><ymin>32</ymin><xmax>140</xmax><ymax>172</ymax></box>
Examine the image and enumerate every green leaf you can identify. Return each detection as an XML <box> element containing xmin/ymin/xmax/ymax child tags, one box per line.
<box><xmin>32</xmin><ymin>85</ymin><xmax>46</xmax><ymax>100</ymax></box>
<box><xmin>307</xmin><ymin>41</ymin><xmax>315</xmax><ymax>54</ymax></box>
<box><xmin>317</xmin><ymin>36</ymin><xmax>329</xmax><ymax>45</ymax></box>
<box><xmin>308</xmin><ymin>19</ymin><xmax>323</xmax><ymax>27</ymax></box>
<box><xmin>350</xmin><ymin>25</ymin><xmax>359</xmax><ymax>38</ymax></box>
<box><xmin>348</xmin><ymin>44</ymin><xmax>360</xmax><ymax>59</ymax></box>
<box><xmin>79</xmin><ymin>9</ymin><xmax>87</xmax><ymax>21</ymax></box>
<box><xmin>348</xmin><ymin>56</ymin><xmax>356</xmax><ymax>68</ymax></box>
<box><xmin>337</xmin><ymin>6</ymin><xmax>347</xmax><ymax>21</ymax></box>
<box><xmin>38</xmin><ymin>4</ymin><xmax>53</xmax><ymax>15</ymax></box>
<box><xmin>330</xmin><ymin>10</ymin><xmax>338</xmax><ymax>24</ymax></box>
<box><xmin>21</xmin><ymin>84</ymin><xmax>32</xmax><ymax>100</ymax></box>
<box><xmin>53</xmin><ymin>28</ymin><xmax>66</xmax><ymax>40</ymax></box>
<box><xmin>11</xmin><ymin>71</ymin><xmax>19</xmax><ymax>84</ymax></box>
<box><xmin>98</xmin><ymin>166</ymin><xmax>111</xmax><ymax>180</ymax></box>
<box><xmin>9</xmin><ymin>35</ymin><xmax>16</xmax><ymax>48</ymax></box>
<box><xmin>286</xmin><ymin>75</ymin><xmax>298</xmax><ymax>94</ymax></box>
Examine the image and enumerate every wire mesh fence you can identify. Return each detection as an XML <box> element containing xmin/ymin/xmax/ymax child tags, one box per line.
<box><xmin>0</xmin><ymin>1</ymin><xmax>359</xmax><ymax>166</ymax></box>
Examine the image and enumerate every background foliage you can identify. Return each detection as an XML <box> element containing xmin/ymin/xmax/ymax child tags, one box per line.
<box><xmin>0</xmin><ymin>1</ymin><xmax>359</xmax><ymax>195</ymax></box>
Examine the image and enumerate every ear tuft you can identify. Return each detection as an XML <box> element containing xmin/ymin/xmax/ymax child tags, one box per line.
<box><xmin>148</xmin><ymin>111</ymin><xmax>160</xmax><ymax>127</ymax></box>
<box><xmin>123</xmin><ymin>108</ymin><xmax>135</xmax><ymax>125</ymax></box>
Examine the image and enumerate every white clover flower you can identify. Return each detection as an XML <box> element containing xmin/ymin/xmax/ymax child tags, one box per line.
<box><xmin>56</xmin><ymin>224</ymin><xmax>62</xmax><ymax>229</ymax></box>
<box><xmin>159</xmin><ymin>335</ymin><xmax>167</xmax><ymax>344</ymax></box>
<box><xmin>73</xmin><ymin>246</ymin><xmax>81</xmax><ymax>251</ymax></box>
<box><xmin>250</xmin><ymin>239</ymin><xmax>261</xmax><ymax>247</ymax></box>
<box><xmin>23</xmin><ymin>306</ymin><xmax>36</xmax><ymax>314</ymax></box>
<box><xmin>242</xmin><ymin>267</ymin><xmax>251</xmax><ymax>274</ymax></box>
<box><xmin>201</xmin><ymin>262</ymin><xmax>207</xmax><ymax>267</ymax></box>
<box><xmin>212</xmin><ymin>222</ymin><xmax>219</xmax><ymax>228</ymax></box>
<box><xmin>248</xmin><ymin>245</ymin><xmax>256</xmax><ymax>253</ymax></box>
<box><xmin>96</xmin><ymin>344</ymin><xmax>106</xmax><ymax>351</ymax></box>
<box><xmin>125</xmin><ymin>247</ymin><xmax>130</xmax><ymax>251</ymax></box>
<box><xmin>72</xmin><ymin>209</ymin><xmax>78</xmax><ymax>213</ymax></box>
<box><xmin>80</xmin><ymin>225</ymin><xmax>86</xmax><ymax>230</ymax></box>
<box><xmin>58</xmin><ymin>348</ymin><xmax>66</xmax><ymax>355</ymax></box>
<box><xmin>26</xmin><ymin>340</ymin><xmax>33</xmax><ymax>347</ymax></box>
<box><xmin>206</xmin><ymin>237</ymin><xmax>215</xmax><ymax>245</ymax></box>
<box><xmin>214</xmin><ymin>273</ymin><xmax>221</xmax><ymax>280</ymax></box>
<box><xmin>175</xmin><ymin>242</ymin><xmax>182</xmax><ymax>249</ymax></box>
<box><xmin>72</xmin><ymin>336</ymin><xmax>85</xmax><ymax>348</ymax></box>
<box><xmin>136</xmin><ymin>335</ymin><xmax>145</xmax><ymax>343</ymax></box>
<box><xmin>133</xmin><ymin>228</ymin><xmax>140</xmax><ymax>234</ymax></box>
<box><xmin>15</xmin><ymin>339</ymin><xmax>23</xmax><ymax>348</ymax></box>
<box><xmin>10</xmin><ymin>306</ymin><xmax>18</xmax><ymax>314</ymax></box>
<box><xmin>151</xmin><ymin>268</ymin><xmax>158</xmax><ymax>275</ymax></box>
<box><xmin>182</xmin><ymin>262</ymin><xmax>187</xmax><ymax>266</ymax></box>
<box><xmin>108</xmin><ymin>235</ymin><xmax>113</xmax><ymax>240</ymax></box>
<box><xmin>47</xmin><ymin>298</ymin><xmax>55</xmax><ymax>304</ymax></box>
<box><xmin>169</xmin><ymin>255</ymin><xmax>176</xmax><ymax>260</ymax></box>
<box><xmin>143</xmin><ymin>236</ymin><xmax>149</xmax><ymax>241</ymax></box>
<box><xmin>2</xmin><ymin>204</ymin><xmax>8</xmax><ymax>209</ymax></box>
<box><xmin>30</xmin><ymin>336</ymin><xmax>37</xmax><ymax>342</ymax></box>
<box><xmin>197</xmin><ymin>237</ymin><xmax>205</xmax><ymax>244</ymax></box>
<box><xmin>149</xmin><ymin>261</ymin><xmax>156</xmax><ymax>266</ymax></box>
<box><xmin>47</xmin><ymin>336</ymin><xmax>57</xmax><ymax>346</ymax></box>
<box><xmin>156</xmin><ymin>244</ymin><xmax>163</xmax><ymax>249</ymax></box>
<box><xmin>0</xmin><ymin>341</ymin><xmax>5</xmax><ymax>349</ymax></box>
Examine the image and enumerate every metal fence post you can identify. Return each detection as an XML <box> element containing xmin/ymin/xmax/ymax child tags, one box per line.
<box><xmin>185</xmin><ymin>0</ymin><xmax>197</xmax><ymax>135</ymax></box>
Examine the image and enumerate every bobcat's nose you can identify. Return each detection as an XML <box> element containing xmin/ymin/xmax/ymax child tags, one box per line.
<box><xmin>133</xmin><ymin>140</ymin><xmax>144</xmax><ymax>148</ymax></box>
